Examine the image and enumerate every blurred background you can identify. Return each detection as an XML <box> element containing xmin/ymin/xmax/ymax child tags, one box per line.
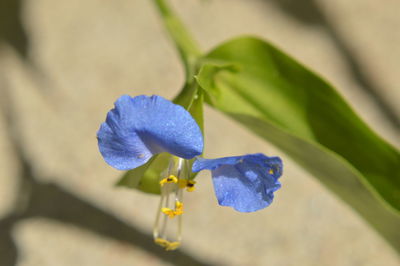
<box><xmin>0</xmin><ymin>0</ymin><xmax>399</xmax><ymax>265</ymax></box>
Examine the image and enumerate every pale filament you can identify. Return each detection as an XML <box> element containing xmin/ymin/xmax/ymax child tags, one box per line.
<box><xmin>153</xmin><ymin>157</ymin><xmax>189</xmax><ymax>250</ymax></box>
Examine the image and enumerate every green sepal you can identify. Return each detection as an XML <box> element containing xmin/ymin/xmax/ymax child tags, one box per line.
<box><xmin>116</xmin><ymin>153</ymin><xmax>171</xmax><ymax>194</ymax></box>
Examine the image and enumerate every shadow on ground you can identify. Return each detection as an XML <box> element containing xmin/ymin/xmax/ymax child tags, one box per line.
<box><xmin>0</xmin><ymin>143</ymin><xmax>217</xmax><ymax>266</ymax></box>
<box><xmin>0</xmin><ymin>1</ymin><xmax>398</xmax><ymax>265</ymax></box>
<box><xmin>0</xmin><ymin>0</ymin><xmax>28</xmax><ymax>58</ymax></box>
<box><xmin>0</xmin><ymin>84</ymin><xmax>217</xmax><ymax>266</ymax></box>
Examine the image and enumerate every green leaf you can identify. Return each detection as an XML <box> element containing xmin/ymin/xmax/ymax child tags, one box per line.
<box><xmin>196</xmin><ymin>36</ymin><xmax>400</xmax><ymax>251</ymax></box>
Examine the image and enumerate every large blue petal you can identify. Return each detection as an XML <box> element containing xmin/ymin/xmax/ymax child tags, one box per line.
<box><xmin>193</xmin><ymin>153</ymin><xmax>282</xmax><ymax>212</ymax></box>
<box><xmin>97</xmin><ymin>95</ymin><xmax>203</xmax><ymax>170</ymax></box>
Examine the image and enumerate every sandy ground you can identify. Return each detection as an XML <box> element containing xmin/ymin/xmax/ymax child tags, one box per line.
<box><xmin>0</xmin><ymin>0</ymin><xmax>399</xmax><ymax>265</ymax></box>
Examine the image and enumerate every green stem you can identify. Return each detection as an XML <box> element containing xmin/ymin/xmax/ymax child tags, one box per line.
<box><xmin>152</xmin><ymin>0</ymin><xmax>202</xmax><ymax>80</ymax></box>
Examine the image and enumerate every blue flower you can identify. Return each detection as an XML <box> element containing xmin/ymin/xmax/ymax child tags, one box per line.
<box><xmin>97</xmin><ymin>94</ymin><xmax>283</xmax><ymax>250</ymax></box>
<box><xmin>97</xmin><ymin>95</ymin><xmax>203</xmax><ymax>170</ymax></box>
<box><xmin>192</xmin><ymin>154</ymin><xmax>282</xmax><ymax>212</ymax></box>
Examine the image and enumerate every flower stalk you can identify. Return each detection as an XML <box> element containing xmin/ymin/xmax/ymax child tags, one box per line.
<box><xmin>152</xmin><ymin>0</ymin><xmax>202</xmax><ymax>81</ymax></box>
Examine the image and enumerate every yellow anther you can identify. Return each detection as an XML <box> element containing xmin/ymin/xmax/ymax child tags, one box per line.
<box><xmin>178</xmin><ymin>179</ymin><xmax>196</xmax><ymax>192</ymax></box>
<box><xmin>159</xmin><ymin>175</ymin><xmax>178</xmax><ymax>186</ymax></box>
<box><xmin>154</xmin><ymin>238</ymin><xmax>180</xmax><ymax>251</ymax></box>
<box><xmin>165</xmin><ymin>241</ymin><xmax>180</xmax><ymax>251</ymax></box>
<box><xmin>154</xmin><ymin>238</ymin><xmax>169</xmax><ymax>247</ymax></box>
<box><xmin>186</xmin><ymin>180</ymin><xmax>196</xmax><ymax>192</ymax></box>
<box><xmin>175</xmin><ymin>201</ymin><xmax>184</xmax><ymax>215</ymax></box>
<box><xmin>161</xmin><ymin>201</ymin><xmax>184</xmax><ymax>218</ymax></box>
<box><xmin>161</xmin><ymin>207</ymin><xmax>176</xmax><ymax>218</ymax></box>
<box><xmin>268</xmin><ymin>169</ymin><xmax>274</xmax><ymax>175</ymax></box>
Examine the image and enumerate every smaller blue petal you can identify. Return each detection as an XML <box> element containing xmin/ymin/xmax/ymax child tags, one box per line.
<box><xmin>193</xmin><ymin>153</ymin><xmax>282</xmax><ymax>212</ymax></box>
<box><xmin>97</xmin><ymin>95</ymin><xmax>203</xmax><ymax>170</ymax></box>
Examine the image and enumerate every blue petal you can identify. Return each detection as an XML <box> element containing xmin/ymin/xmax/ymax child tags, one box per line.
<box><xmin>193</xmin><ymin>153</ymin><xmax>282</xmax><ymax>212</ymax></box>
<box><xmin>97</xmin><ymin>95</ymin><xmax>203</xmax><ymax>170</ymax></box>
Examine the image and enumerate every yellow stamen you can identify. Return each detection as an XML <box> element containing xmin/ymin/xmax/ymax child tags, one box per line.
<box><xmin>161</xmin><ymin>207</ymin><xmax>176</xmax><ymax>218</ymax></box>
<box><xmin>161</xmin><ymin>201</ymin><xmax>184</xmax><ymax>218</ymax></box>
<box><xmin>165</xmin><ymin>241</ymin><xmax>180</xmax><ymax>251</ymax></box>
<box><xmin>178</xmin><ymin>179</ymin><xmax>196</xmax><ymax>192</ymax></box>
<box><xmin>154</xmin><ymin>238</ymin><xmax>180</xmax><ymax>251</ymax></box>
<box><xmin>154</xmin><ymin>237</ymin><xmax>169</xmax><ymax>247</ymax></box>
<box><xmin>186</xmin><ymin>180</ymin><xmax>196</xmax><ymax>192</ymax></box>
<box><xmin>268</xmin><ymin>169</ymin><xmax>274</xmax><ymax>175</ymax></box>
<box><xmin>154</xmin><ymin>158</ymin><xmax>189</xmax><ymax>251</ymax></box>
<box><xmin>175</xmin><ymin>201</ymin><xmax>184</xmax><ymax>215</ymax></box>
<box><xmin>159</xmin><ymin>175</ymin><xmax>178</xmax><ymax>186</ymax></box>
